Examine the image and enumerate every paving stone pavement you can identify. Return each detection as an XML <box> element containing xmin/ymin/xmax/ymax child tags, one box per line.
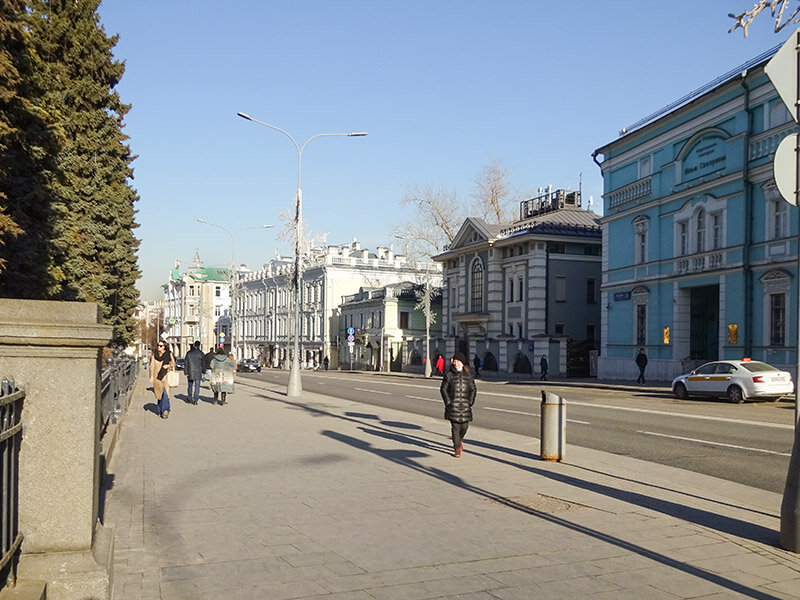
<box><xmin>102</xmin><ymin>372</ymin><xmax>800</xmax><ymax>599</ymax></box>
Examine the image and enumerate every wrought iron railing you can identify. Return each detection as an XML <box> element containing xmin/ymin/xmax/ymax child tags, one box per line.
<box><xmin>100</xmin><ymin>351</ymin><xmax>138</xmax><ymax>436</ymax></box>
<box><xmin>0</xmin><ymin>377</ymin><xmax>23</xmax><ymax>591</ymax></box>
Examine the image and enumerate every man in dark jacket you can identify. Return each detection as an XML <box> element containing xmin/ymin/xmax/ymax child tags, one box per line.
<box><xmin>184</xmin><ymin>341</ymin><xmax>205</xmax><ymax>404</ymax></box>
<box><xmin>440</xmin><ymin>352</ymin><xmax>477</xmax><ymax>458</ymax></box>
<box><xmin>635</xmin><ymin>348</ymin><xmax>648</xmax><ymax>384</ymax></box>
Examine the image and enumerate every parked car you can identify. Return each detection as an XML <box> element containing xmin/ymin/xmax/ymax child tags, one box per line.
<box><xmin>672</xmin><ymin>359</ymin><xmax>793</xmax><ymax>403</ymax></box>
<box><xmin>237</xmin><ymin>359</ymin><xmax>261</xmax><ymax>373</ymax></box>
<box><xmin>174</xmin><ymin>358</ymin><xmax>185</xmax><ymax>371</ymax></box>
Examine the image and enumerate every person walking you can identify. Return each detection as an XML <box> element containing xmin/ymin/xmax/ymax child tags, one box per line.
<box><xmin>203</xmin><ymin>346</ymin><xmax>215</xmax><ymax>375</ymax></box>
<box><xmin>440</xmin><ymin>352</ymin><xmax>477</xmax><ymax>458</ymax></box>
<box><xmin>149</xmin><ymin>341</ymin><xmax>175</xmax><ymax>419</ymax></box>
<box><xmin>540</xmin><ymin>354</ymin><xmax>548</xmax><ymax>381</ymax></box>
<box><xmin>435</xmin><ymin>354</ymin><xmax>445</xmax><ymax>375</ymax></box>
<box><xmin>210</xmin><ymin>347</ymin><xmax>236</xmax><ymax>405</ymax></box>
<box><xmin>473</xmin><ymin>354</ymin><xmax>481</xmax><ymax>377</ymax></box>
<box><xmin>184</xmin><ymin>341</ymin><xmax>205</xmax><ymax>404</ymax></box>
<box><xmin>635</xmin><ymin>347</ymin><xmax>648</xmax><ymax>384</ymax></box>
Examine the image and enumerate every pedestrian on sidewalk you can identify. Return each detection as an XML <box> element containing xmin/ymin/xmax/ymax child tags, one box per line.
<box><xmin>202</xmin><ymin>346</ymin><xmax>215</xmax><ymax>379</ymax></box>
<box><xmin>635</xmin><ymin>347</ymin><xmax>648</xmax><ymax>384</ymax></box>
<box><xmin>473</xmin><ymin>354</ymin><xmax>482</xmax><ymax>377</ymax></box>
<box><xmin>149</xmin><ymin>342</ymin><xmax>175</xmax><ymax>419</ymax></box>
<box><xmin>435</xmin><ymin>354</ymin><xmax>445</xmax><ymax>375</ymax></box>
<box><xmin>540</xmin><ymin>354</ymin><xmax>548</xmax><ymax>381</ymax></box>
<box><xmin>440</xmin><ymin>352</ymin><xmax>476</xmax><ymax>458</ymax></box>
<box><xmin>184</xmin><ymin>341</ymin><xmax>204</xmax><ymax>404</ymax></box>
<box><xmin>210</xmin><ymin>347</ymin><xmax>236</xmax><ymax>405</ymax></box>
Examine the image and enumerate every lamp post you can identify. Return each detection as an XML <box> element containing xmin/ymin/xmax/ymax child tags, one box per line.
<box><xmin>394</xmin><ymin>235</ymin><xmax>435</xmax><ymax>377</ymax></box>
<box><xmin>197</xmin><ymin>219</ymin><xmax>273</xmax><ymax>356</ymax></box>
<box><xmin>237</xmin><ymin>112</ymin><xmax>367</xmax><ymax>397</ymax></box>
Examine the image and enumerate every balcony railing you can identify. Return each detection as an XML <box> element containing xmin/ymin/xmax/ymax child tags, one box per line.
<box><xmin>0</xmin><ymin>377</ymin><xmax>23</xmax><ymax>591</ymax></box>
<box><xmin>675</xmin><ymin>250</ymin><xmax>724</xmax><ymax>275</ymax></box>
<box><xmin>749</xmin><ymin>123</ymin><xmax>798</xmax><ymax>161</ymax></box>
<box><xmin>607</xmin><ymin>176</ymin><xmax>652</xmax><ymax>209</ymax></box>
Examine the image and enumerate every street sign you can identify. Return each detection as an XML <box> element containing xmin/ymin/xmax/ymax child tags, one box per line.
<box><xmin>765</xmin><ymin>29</ymin><xmax>799</xmax><ymax>123</ymax></box>
<box><xmin>347</xmin><ymin>327</ymin><xmax>355</xmax><ymax>335</ymax></box>
<box><xmin>347</xmin><ymin>334</ymin><xmax>355</xmax><ymax>342</ymax></box>
<box><xmin>774</xmin><ymin>133</ymin><xmax>798</xmax><ymax>205</ymax></box>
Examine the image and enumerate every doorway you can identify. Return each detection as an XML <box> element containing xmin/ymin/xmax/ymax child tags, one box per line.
<box><xmin>690</xmin><ymin>285</ymin><xmax>719</xmax><ymax>360</ymax></box>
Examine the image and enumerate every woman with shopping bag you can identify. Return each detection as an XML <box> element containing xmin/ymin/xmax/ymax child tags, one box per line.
<box><xmin>149</xmin><ymin>342</ymin><xmax>176</xmax><ymax>419</ymax></box>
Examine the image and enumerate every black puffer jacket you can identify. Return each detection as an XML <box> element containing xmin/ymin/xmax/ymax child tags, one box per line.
<box><xmin>440</xmin><ymin>365</ymin><xmax>476</xmax><ymax>423</ymax></box>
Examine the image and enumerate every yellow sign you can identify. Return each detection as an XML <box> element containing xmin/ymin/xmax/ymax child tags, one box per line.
<box><xmin>728</xmin><ymin>324</ymin><xmax>738</xmax><ymax>344</ymax></box>
<box><xmin>663</xmin><ymin>326</ymin><xmax>670</xmax><ymax>344</ymax></box>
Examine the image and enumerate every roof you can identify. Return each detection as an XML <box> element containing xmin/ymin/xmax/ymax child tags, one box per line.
<box><xmin>499</xmin><ymin>207</ymin><xmax>601</xmax><ymax>239</ymax></box>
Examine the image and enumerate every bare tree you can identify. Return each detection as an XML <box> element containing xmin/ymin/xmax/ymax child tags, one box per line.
<box><xmin>729</xmin><ymin>0</ymin><xmax>800</xmax><ymax>36</ymax></box>
<box><xmin>395</xmin><ymin>183</ymin><xmax>463</xmax><ymax>257</ymax></box>
<box><xmin>471</xmin><ymin>157</ymin><xmax>516</xmax><ymax>224</ymax></box>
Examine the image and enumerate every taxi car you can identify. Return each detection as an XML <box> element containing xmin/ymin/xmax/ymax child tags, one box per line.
<box><xmin>672</xmin><ymin>359</ymin><xmax>793</xmax><ymax>403</ymax></box>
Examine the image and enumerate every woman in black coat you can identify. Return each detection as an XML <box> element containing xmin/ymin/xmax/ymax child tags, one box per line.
<box><xmin>440</xmin><ymin>352</ymin><xmax>477</xmax><ymax>458</ymax></box>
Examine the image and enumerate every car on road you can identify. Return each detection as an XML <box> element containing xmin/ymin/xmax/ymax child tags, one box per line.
<box><xmin>174</xmin><ymin>358</ymin><xmax>185</xmax><ymax>371</ymax></box>
<box><xmin>672</xmin><ymin>359</ymin><xmax>793</xmax><ymax>403</ymax></box>
<box><xmin>237</xmin><ymin>358</ymin><xmax>261</xmax><ymax>373</ymax></box>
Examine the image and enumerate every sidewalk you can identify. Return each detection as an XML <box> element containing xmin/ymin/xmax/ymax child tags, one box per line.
<box><xmin>103</xmin><ymin>373</ymin><xmax>800</xmax><ymax>600</ymax></box>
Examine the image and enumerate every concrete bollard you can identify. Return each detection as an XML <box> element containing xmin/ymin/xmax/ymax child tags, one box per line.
<box><xmin>541</xmin><ymin>390</ymin><xmax>566</xmax><ymax>461</ymax></box>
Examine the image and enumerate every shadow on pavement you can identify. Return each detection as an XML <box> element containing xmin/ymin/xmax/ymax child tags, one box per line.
<box><xmin>323</xmin><ymin>428</ymin><xmax>784</xmax><ymax>600</ymax></box>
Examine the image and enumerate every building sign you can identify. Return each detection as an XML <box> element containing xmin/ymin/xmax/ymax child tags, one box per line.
<box><xmin>613</xmin><ymin>291</ymin><xmax>631</xmax><ymax>301</ymax></box>
<box><xmin>682</xmin><ymin>135</ymin><xmax>726</xmax><ymax>181</ymax></box>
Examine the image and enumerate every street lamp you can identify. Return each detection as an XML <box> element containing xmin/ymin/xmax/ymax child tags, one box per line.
<box><xmin>197</xmin><ymin>219</ymin><xmax>273</xmax><ymax>355</ymax></box>
<box><xmin>237</xmin><ymin>112</ymin><xmax>367</xmax><ymax>397</ymax></box>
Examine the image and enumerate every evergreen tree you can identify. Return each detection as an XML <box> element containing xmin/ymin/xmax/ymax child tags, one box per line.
<box><xmin>26</xmin><ymin>0</ymin><xmax>141</xmax><ymax>344</ymax></box>
<box><xmin>0</xmin><ymin>0</ymin><xmax>61</xmax><ymax>290</ymax></box>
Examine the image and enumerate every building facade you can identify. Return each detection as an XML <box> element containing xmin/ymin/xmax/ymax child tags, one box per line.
<box><xmin>434</xmin><ymin>189</ymin><xmax>602</xmax><ymax>376</ymax></box>
<box><xmin>235</xmin><ymin>239</ymin><xmax>442</xmax><ymax>368</ymax></box>
<box><xmin>161</xmin><ymin>253</ymin><xmax>232</xmax><ymax>357</ymax></box>
<box><xmin>338</xmin><ymin>281</ymin><xmax>444</xmax><ymax>372</ymax></box>
<box><xmin>593</xmin><ymin>46</ymin><xmax>797</xmax><ymax>380</ymax></box>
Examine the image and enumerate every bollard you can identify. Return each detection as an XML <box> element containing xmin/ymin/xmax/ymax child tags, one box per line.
<box><xmin>540</xmin><ymin>390</ymin><xmax>566</xmax><ymax>461</ymax></box>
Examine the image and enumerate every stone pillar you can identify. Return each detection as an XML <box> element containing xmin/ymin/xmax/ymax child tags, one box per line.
<box><xmin>0</xmin><ymin>299</ymin><xmax>113</xmax><ymax>600</ymax></box>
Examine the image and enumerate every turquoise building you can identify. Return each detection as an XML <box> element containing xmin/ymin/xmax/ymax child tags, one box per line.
<box><xmin>593</xmin><ymin>45</ymin><xmax>797</xmax><ymax>381</ymax></box>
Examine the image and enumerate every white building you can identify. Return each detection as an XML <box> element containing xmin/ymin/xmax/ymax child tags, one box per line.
<box><xmin>236</xmin><ymin>239</ymin><xmax>442</xmax><ymax>368</ymax></box>
<box><xmin>161</xmin><ymin>253</ymin><xmax>232</xmax><ymax>356</ymax></box>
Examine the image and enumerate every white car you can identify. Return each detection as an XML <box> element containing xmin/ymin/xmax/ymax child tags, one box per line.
<box><xmin>672</xmin><ymin>359</ymin><xmax>794</xmax><ymax>403</ymax></box>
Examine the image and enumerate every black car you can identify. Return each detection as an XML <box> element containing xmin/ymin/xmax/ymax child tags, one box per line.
<box><xmin>237</xmin><ymin>359</ymin><xmax>261</xmax><ymax>373</ymax></box>
<box><xmin>175</xmin><ymin>358</ymin><xmax>185</xmax><ymax>371</ymax></box>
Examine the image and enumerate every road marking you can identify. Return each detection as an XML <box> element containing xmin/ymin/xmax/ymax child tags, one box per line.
<box><xmin>301</xmin><ymin>373</ymin><xmax>793</xmax><ymax>430</ymax></box>
<box><xmin>354</xmin><ymin>388</ymin><xmax>391</xmax><ymax>395</ymax></box>
<box><xmin>482</xmin><ymin>406</ymin><xmax>591</xmax><ymax>425</ymax></box>
<box><xmin>638</xmin><ymin>431</ymin><xmax>792</xmax><ymax>456</ymax></box>
<box><xmin>405</xmin><ymin>395</ymin><xmax>440</xmax><ymax>403</ymax></box>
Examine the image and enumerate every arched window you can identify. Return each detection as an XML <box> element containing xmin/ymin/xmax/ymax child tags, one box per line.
<box><xmin>471</xmin><ymin>259</ymin><xmax>484</xmax><ymax>312</ymax></box>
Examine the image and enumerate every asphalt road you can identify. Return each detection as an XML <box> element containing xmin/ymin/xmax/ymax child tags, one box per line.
<box><xmin>241</xmin><ymin>369</ymin><xmax>797</xmax><ymax>494</ymax></box>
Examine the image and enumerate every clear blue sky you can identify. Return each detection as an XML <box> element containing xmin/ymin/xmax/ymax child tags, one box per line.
<box><xmin>96</xmin><ymin>1</ymin><xmax>787</xmax><ymax>301</ymax></box>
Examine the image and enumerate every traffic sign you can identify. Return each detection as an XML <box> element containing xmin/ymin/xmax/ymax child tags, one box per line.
<box><xmin>774</xmin><ymin>134</ymin><xmax>798</xmax><ymax>205</ymax></box>
<box><xmin>765</xmin><ymin>29</ymin><xmax>799</xmax><ymax>123</ymax></box>
<box><xmin>347</xmin><ymin>334</ymin><xmax>355</xmax><ymax>342</ymax></box>
<box><xmin>347</xmin><ymin>327</ymin><xmax>355</xmax><ymax>335</ymax></box>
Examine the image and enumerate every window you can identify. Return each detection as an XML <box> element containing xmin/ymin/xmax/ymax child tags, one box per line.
<box><xmin>771</xmin><ymin>199</ymin><xmax>787</xmax><ymax>239</ymax></box>
<box><xmin>555</xmin><ymin>277</ymin><xmax>566</xmax><ymax>302</ymax></box>
<box><xmin>711</xmin><ymin>213</ymin><xmax>722</xmax><ymax>250</ymax></box>
<box><xmin>215</xmin><ymin>286</ymin><xmax>221</xmax><ymax>297</ymax></box>
<box><xmin>636</xmin><ymin>304</ymin><xmax>647</xmax><ymax>346</ymax></box>
<box><xmin>586</xmin><ymin>324</ymin><xmax>596</xmax><ymax>341</ymax></box>
<box><xmin>678</xmin><ymin>221</ymin><xmax>688</xmax><ymax>256</ymax></box>
<box><xmin>770</xmin><ymin>293</ymin><xmax>786</xmax><ymax>345</ymax></box>
<box><xmin>508</xmin><ymin>278</ymin><xmax>514</xmax><ymax>302</ymax></box>
<box><xmin>517</xmin><ymin>277</ymin><xmax>523</xmax><ymax>302</ymax></box>
<box><xmin>586</xmin><ymin>278</ymin><xmax>596</xmax><ymax>304</ymax></box>
<box><xmin>696</xmin><ymin>209</ymin><xmax>705</xmax><ymax>253</ymax></box>
<box><xmin>399</xmin><ymin>311</ymin><xmax>409</xmax><ymax>329</ymax></box>
<box><xmin>555</xmin><ymin>323</ymin><xmax>564</xmax><ymax>335</ymax></box>
<box><xmin>639</xmin><ymin>156</ymin><xmax>652</xmax><ymax>178</ymax></box>
<box><xmin>214</xmin><ymin>306</ymin><xmax>221</xmax><ymax>317</ymax></box>
<box><xmin>189</xmin><ymin>285</ymin><xmax>195</xmax><ymax>297</ymax></box>
<box><xmin>633</xmin><ymin>216</ymin><xmax>649</xmax><ymax>265</ymax></box>
<box><xmin>471</xmin><ymin>259</ymin><xmax>484</xmax><ymax>312</ymax></box>
<box><xmin>188</xmin><ymin>304</ymin><xmax>195</xmax><ymax>316</ymax></box>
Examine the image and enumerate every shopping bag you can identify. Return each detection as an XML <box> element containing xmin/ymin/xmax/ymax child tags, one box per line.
<box><xmin>167</xmin><ymin>370</ymin><xmax>179</xmax><ymax>388</ymax></box>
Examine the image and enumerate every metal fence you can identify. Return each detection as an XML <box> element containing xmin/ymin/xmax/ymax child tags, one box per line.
<box><xmin>0</xmin><ymin>377</ymin><xmax>23</xmax><ymax>590</ymax></box>
<box><xmin>100</xmin><ymin>351</ymin><xmax>138</xmax><ymax>437</ymax></box>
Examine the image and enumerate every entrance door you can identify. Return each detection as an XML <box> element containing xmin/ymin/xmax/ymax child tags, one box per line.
<box><xmin>690</xmin><ymin>286</ymin><xmax>719</xmax><ymax>360</ymax></box>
